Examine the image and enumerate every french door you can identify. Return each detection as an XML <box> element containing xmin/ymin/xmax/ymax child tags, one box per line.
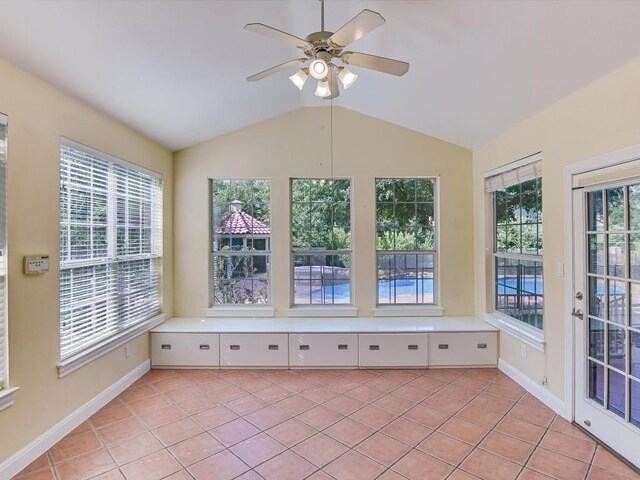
<box><xmin>573</xmin><ymin>163</ymin><xmax>640</xmax><ymax>468</ymax></box>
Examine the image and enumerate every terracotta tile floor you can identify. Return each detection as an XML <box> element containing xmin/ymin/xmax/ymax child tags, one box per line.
<box><xmin>13</xmin><ymin>368</ymin><xmax>640</xmax><ymax>480</ymax></box>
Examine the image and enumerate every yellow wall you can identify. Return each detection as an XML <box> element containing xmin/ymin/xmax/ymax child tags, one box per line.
<box><xmin>0</xmin><ymin>58</ymin><xmax>173</xmax><ymax>463</ymax></box>
<box><xmin>174</xmin><ymin>107</ymin><xmax>474</xmax><ymax>317</ymax></box>
<box><xmin>473</xmin><ymin>57</ymin><xmax>640</xmax><ymax>400</ymax></box>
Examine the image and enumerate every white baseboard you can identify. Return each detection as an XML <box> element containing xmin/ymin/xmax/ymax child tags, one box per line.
<box><xmin>498</xmin><ymin>358</ymin><xmax>568</xmax><ymax>419</ymax></box>
<box><xmin>0</xmin><ymin>360</ymin><xmax>150</xmax><ymax>479</ymax></box>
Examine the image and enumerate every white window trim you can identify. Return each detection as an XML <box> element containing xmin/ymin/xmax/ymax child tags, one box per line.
<box><xmin>58</xmin><ymin>313</ymin><xmax>165</xmax><ymax>378</ymax></box>
<box><xmin>205</xmin><ymin>306</ymin><xmax>275</xmax><ymax>317</ymax></box>
<box><xmin>290</xmin><ymin>177</ymin><xmax>355</xmax><ymax>307</ymax></box>
<box><xmin>209</xmin><ymin>178</ymin><xmax>273</xmax><ymax>309</ymax></box>
<box><xmin>485</xmin><ymin>153</ymin><xmax>544</xmax><ymax>340</ymax></box>
<box><xmin>374</xmin><ymin>176</ymin><xmax>441</xmax><ymax>308</ymax></box>
<box><xmin>286</xmin><ymin>306</ymin><xmax>358</xmax><ymax>317</ymax></box>
<box><xmin>374</xmin><ymin>306</ymin><xmax>443</xmax><ymax>317</ymax></box>
<box><xmin>485</xmin><ymin>309</ymin><xmax>545</xmax><ymax>352</ymax></box>
<box><xmin>0</xmin><ymin>387</ymin><xmax>18</xmax><ymax>412</ymax></box>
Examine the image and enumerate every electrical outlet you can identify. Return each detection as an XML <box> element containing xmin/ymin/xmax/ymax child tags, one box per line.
<box><xmin>124</xmin><ymin>343</ymin><xmax>131</xmax><ymax>358</ymax></box>
<box><xmin>542</xmin><ymin>376</ymin><xmax>548</xmax><ymax>385</ymax></box>
<box><xmin>521</xmin><ymin>343</ymin><xmax>527</xmax><ymax>359</ymax></box>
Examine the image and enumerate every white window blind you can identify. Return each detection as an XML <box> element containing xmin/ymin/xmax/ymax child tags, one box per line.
<box><xmin>59</xmin><ymin>142</ymin><xmax>162</xmax><ymax>360</ymax></box>
<box><xmin>485</xmin><ymin>156</ymin><xmax>542</xmax><ymax>193</ymax></box>
<box><xmin>0</xmin><ymin>115</ymin><xmax>7</xmax><ymax>389</ymax></box>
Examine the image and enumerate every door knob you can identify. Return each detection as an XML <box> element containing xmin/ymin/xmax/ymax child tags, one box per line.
<box><xmin>572</xmin><ymin>308</ymin><xmax>583</xmax><ymax>320</ymax></box>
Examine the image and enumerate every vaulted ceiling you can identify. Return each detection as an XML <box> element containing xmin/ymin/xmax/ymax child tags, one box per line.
<box><xmin>0</xmin><ymin>1</ymin><xmax>639</xmax><ymax>151</ymax></box>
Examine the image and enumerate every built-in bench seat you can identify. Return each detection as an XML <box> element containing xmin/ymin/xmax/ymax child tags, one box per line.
<box><xmin>150</xmin><ymin>316</ymin><xmax>498</xmax><ymax>369</ymax></box>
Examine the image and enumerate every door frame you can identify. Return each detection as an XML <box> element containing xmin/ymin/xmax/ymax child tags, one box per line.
<box><xmin>564</xmin><ymin>143</ymin><xmax>640</xmax><ymax>423</ymax></box>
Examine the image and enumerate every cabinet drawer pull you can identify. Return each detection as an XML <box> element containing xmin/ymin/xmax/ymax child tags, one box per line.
<box><xmin>299</xmin><ymin>345</ymin><xmax>310</xmax><ymax>351</ymax></box>
<box><xmin>438</xmin><ymin>344</ymin><xmax>449</xmax><ymax>350</ymax></box>
<box><xmin>369</xmin><ymin>345</ymin><xmax>380</xmax><ymax>351</ymax></box>
<box><xmin>338</xmin><ymin>344</ymin><xmax>349</xmax><ymax>350</ymax></box>
<box><xmin>161</xmin><ymin>344</ymin><xmax>172</xmax><ymax>350</ymax></box>
<box><xmin>477</xmin><ymin>343</ymin><xmax>487</xmax><ymax>349</ymax></box>
<box><xmin>230</xmin><ymin>345</ymin><xmax>240</xmax><ymax>350</ymax></box>
<box><xmin>199</xmin><ymin>345</ymin><xmax>210</xmax><ymax>350</ymax></box>
<box><xmin>268</xmin><ymin>344</ymin><xmax>279</xmax><ymax>350</ymax></box>
<box><xmin>408</xmin><ymin>344</ymin><xmax>419</xmax><ymax>350</ymax></box>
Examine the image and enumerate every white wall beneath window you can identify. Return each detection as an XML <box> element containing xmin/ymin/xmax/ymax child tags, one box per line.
<box><xmin>473</xmin><ymin>57</ymin><xmax>640</xmax><ymax>400</ymax></box>
<box><xmin>0</xmin><ymin>58</ymin><xmax>173</xmax><ymax>463</ymax></box>
<box><xmin>174</xmin><ymin>107</ymin><xmax>474</xmax><ymax>317</ymax></box>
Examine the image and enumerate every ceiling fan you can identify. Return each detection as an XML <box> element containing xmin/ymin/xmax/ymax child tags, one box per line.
<box><xmin>245</xmin><ymin>0</ymin><xmax>410</xmax><ymax>99</ymax></box>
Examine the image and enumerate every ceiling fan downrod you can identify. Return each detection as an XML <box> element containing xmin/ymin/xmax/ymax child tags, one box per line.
<box><xmin>320</xmin><ymin>0</ymin><xmax>325</xmax><ymax>32</ymax></box>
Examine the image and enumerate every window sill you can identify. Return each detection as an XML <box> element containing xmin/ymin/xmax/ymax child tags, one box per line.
<box><xmin>286</xmin><ymin>306</ymin><xmax>358</xmax><ymax>317</ymax></box>
<box><xmin>0</xmin><ymin>387</ymin><xmax>19</xmax><ymax>411</ymax></box>
<box><xmin>58</xmin><ymin>313</ymin><xmax>166</xmax><ymax>378</ymax></box>
<box><xmin>205</xmin><ymin>306</ymin><xmax>275</xmax><ymax>318</ymax></box>
<box><xmin>484</xmin><ymin>312</ymin><xmax>545</xmax><ymax>352</ymax></box>
<box><xmin>373</xmin><ymin>306</ymin><xmax>444</xmax><ymax>317</ymax></box>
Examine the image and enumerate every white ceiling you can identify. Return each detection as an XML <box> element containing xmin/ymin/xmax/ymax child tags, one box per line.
<box><xmin>0</xmin><ymin>1</ymin><xmax>639</xmax><ymax>152</ymax></box>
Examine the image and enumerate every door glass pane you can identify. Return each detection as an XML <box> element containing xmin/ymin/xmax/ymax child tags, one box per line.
<box><xmin>589</xmin><ymin>360</ymin><xmax>605</xmax><ymax>405</ymax></box>
<box><xmin>589</xmin><ymin>276</ymin><xmax>605</xmax><ymax>318</ymax></box>
<box><xmin>608</xmin><ymin>280</ymin><xmax>626</xmax><ymax>324</ymax></box>
<box><xmin>631</xmin><ymin>283</ymin><xmax>640</xmax><ymax>328</ymax></box>
<box><xmin>630</xmin><ymin>234</ymin><xmax>640</xmax><ymax>281</ymax></box>
<box><xmin>608</xmin><ymin>234</ymin><xmax>625</xmax><ymax>277</ymax></box>
<box><xmin>631</xmin><ymin>379</ymin><xmax>640</xmax><ymax>428</ymax></box>
<box><xmin>629</xmin><ymin>185</ymin><xmax>640</xmax><ymax>230</ymax></box>
<box><xmin>608</xmin><ymin>324</ymin><xmax>626</xmax><ymax>371</ymax></box>
<box><xmin>631</xmin><ymin>331</ymin><xmax>640</xmax><ymax>380</ymax></box>
<box><xmin>589</xmin><ymin>318</ymin><xmax>605</xmax><ymax>362</ymax></box>
<box><xmin>588</xmin><ymin>190</ymin><xmax>604</xmax><ymax>231</ymax></box>
<box><xmin>607</xmin><ymin>188</ymin><xmax>625</xmax><ymax>231</ymax></box>
<box><xmin>608</xmin><ymin>369</ymin><xmax>626</xmax><ymax>418</ymax></box>
<box><xmin>588</xmin><ymin>234</ymin><xmax>605</xmax><ymax>275</ymax></box>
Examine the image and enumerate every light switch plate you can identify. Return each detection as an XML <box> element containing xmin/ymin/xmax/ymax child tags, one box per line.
<box><xmin>24</xmin><ymin>255</ymin><xmax>50</xmax><ymax>275</ymax></box>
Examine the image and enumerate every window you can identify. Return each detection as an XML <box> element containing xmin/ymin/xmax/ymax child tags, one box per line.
<box><xmin>487</xmin><ymin>158</ymin><xmax>543</xmax><ymax>330</ymax></box>
<box><xmin>376</xmin><ymin>178</ymin><xmax>437</xmax><ymax>305</ymax></box>
<box><xmin>291</xmin><ymin>178</ymin><xmax>352</xmax><ymax>305</ymax></box>
<box><xmin>210</xmin><ymin>179</ymin><xmax>271</xmax><ymax>305</ymax></box>
<box><xmin>0</xmin><ymin>115</ymin><xmax>7</xmax><ymax>390</ymax></box>
<box><xmin>59</xmin><ymin>141</ymin><xmax>162</xmax><ymax>360</ymax></box>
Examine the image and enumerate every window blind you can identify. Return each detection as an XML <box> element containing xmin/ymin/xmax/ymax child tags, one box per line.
<box><xmin>485</xmin><ymin>158</ymin><xmax>542</xmax><ymax>193</ymax></box>
<box><xmin>0</xmin><ymin>116</ymin><xmax>7</xmax><ymax>389</ymax></box>
<box><xmin>59</xmin><ymin>142</ymin><xmax>162</xmax><ymax>360</ymax></box>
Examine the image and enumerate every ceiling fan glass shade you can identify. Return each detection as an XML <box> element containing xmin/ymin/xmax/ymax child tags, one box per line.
<box><xmin>289</xmin><ymin>68</ymin><xmax>309</xmax><ymax>90</ymax></box>
<box><xmin>315</xmin><ymin>79</ymin><xmax>331</xmax><ymax>98</ymax></box>
<box><xmin>338</xmin><ymin>67</ymin><xmax>358</xmax><ymax>89</ymax></box>
<box><xmin>309</xmin><ymin>59</ymin><xmax>329</xmax><ymax>80</ymax></box>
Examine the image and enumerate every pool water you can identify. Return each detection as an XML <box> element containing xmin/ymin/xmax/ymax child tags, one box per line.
<box><xmin>313</xmin><ymin>278</ymin><xmax>434</xmax><ymax>302</ymax></box>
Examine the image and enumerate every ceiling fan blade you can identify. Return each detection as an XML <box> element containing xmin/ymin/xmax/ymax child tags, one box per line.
<box><xmin>327</xmin><ymin>9</ymin><xmax>385</xmax><ymax>49</ymax></box>
<box><xmin>245</xmin><ymin>23</ymin><xmax>313</xmax><ymax>50</ymax></box>
<box><xmin>341</xmin><ymin>52</ymin><xmax>409</xmax><ymax>76</ymax></box>
<box><xmin>246</xmin><ymin>58</ymin><xmax>307</xmax><ymax>82</ymax></box>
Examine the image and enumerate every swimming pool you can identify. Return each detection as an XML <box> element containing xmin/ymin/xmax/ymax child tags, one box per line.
<box><xmin>313</xmin><ymin>278</ymin><xmax>434</xmax><ymax>302</ymax></box>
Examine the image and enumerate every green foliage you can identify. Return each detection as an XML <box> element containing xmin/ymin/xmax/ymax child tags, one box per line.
<box><xmin>494</xmin><ymin>178</ymin><xmax>543</xmax><ymax>254</ymax></box>
<box><xmin>211</xmin><ymin>179</ymin><xmax>270</xmax><ymax>224</ymax></box>
<box><xmin>291</xmin><ymin>179</ymin><xmax>351</xmax><ymax>252</ymax></box>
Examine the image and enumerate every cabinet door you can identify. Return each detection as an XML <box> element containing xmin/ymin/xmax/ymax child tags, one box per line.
<box><xmin>220</xmin><ymin>333</ymin><xmax>289</xmax><ymax>367</ymax></box>
<box><xmin>289</xmin><ymin>333</ymin><xmax>358</xmax><ymax>367</ymax></box>
<box><xmin>359</xmin><ymin>334</ymin><xmax>428</xmax><ymax>367</ymax></box>
<box><xmin>428</xmin><ymin>332</ymin><xmax>497</xmax><ymax>367</ymax></box>
<box><xmin>151</xmin><ymin>333</ymin><xmax>219</xmax><ymax>367</ymax></box>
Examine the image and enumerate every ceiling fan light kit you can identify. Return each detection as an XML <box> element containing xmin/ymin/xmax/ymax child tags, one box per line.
<box><xmin>245</xmin><ymin>0</ymin><xmax>409</xmax><ymax>99</ymax></box>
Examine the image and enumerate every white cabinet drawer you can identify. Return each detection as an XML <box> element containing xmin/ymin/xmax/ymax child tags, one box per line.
<box><xmin>151</xmin><ymin>333</ymin><xmax>219</xmax><ymax>367</ymax></box>
<box><xmin>220</xmin><ymin>334</ymin><xmax>289</xmax><ymax>367</ymax></box>
<box><xmin>428</xmin><ymin>332</ymin><xmax>497</xmax><ymax>367</ymax></box>
<box><xmin>359</xmin><ymin>334</ymin><xmax>428</xmax><ymax>367</ymax></box>
<box><xmin>289</xmin><ymin>333</ymin><xmax>358</xmax><ymax>367</ymax></box>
